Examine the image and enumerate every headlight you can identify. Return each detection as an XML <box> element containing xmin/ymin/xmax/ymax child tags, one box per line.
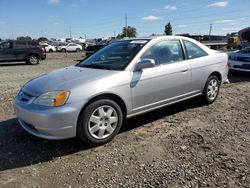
<box><xmin>33</xmin><ymin>91</ymin><xmax>70</xmax><ymax>107</ymax></box>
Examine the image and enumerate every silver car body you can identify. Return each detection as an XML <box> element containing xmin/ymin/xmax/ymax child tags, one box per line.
<box><xmin>14</xmin><ymin>36</ymin><xmax>228</xmax><ymax>139</ymax></box>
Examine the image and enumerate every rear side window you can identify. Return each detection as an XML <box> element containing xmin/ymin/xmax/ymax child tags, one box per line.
<box><xmin>183</xmin><ymin>40</ymin><xmax>207</xmax><ymax>59</ymax></box>
<box><xmin>15</xmin><ymin>41</ymin><xmax>27</xmax><ymax>48</ymax></box>
<box><xmin>28</xmin><ymin>41</ymin><xmax>38</xmax><ymax>47</ymax></box>
<box><xmin>141</xmin><ymin>40</ymin><xmax>184</xmax><ymax>65</ymax></box>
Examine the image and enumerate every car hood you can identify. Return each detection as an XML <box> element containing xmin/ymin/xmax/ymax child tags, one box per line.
<box><xmin>239</xmin><ymin>27</ymin><xmax>250</xmax><ymax>49</ymax></box>
<box><xmin>22</xmin><ymin>66</ymin><xmax>118</xmax><ymax>97</ymax></box>
<box><xmin>230</xmin><ymin>50</ymin><xmax>250</xmax><ymax>57</ymax></box>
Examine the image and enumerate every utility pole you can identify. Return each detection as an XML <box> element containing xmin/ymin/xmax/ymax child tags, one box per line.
<box><xmin>125</xmin><ymin>14</ymin><xmax>128</xmax><ymax>37</ymax></box>
<box><xmin>41</xmin><ymin>30</ymin><xmax>44</xmax><ymax>37</ymax></box>
<box><xmin>69</xmin><ymin>25</ymin><xmax>72</xmax><ymax>38</ymax></box>
<box><xmin>209</xmin><ymin>24</ymin><xmax>212</xmax><ymax>41</ymax></box>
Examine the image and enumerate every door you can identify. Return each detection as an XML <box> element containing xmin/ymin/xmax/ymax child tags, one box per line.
<box><xmin>67</xmin><ymin>44</ymin><xmax>76</xmax><ymax>51</ymax></box>
<box><xmin>13</xmin><ymin>41</ymin><xmax>29</xmax><ymax>60</ymax></box>
<box><xmin>131</xmin><ymin>40</ymin><xmax>192</xmax><ymax>113</ymax></box>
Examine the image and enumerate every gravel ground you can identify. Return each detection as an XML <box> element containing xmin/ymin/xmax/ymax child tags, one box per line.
<box><xmin>0</xmin><ymin>53</ymin><xmax>249</xmax><ymax>188</ymax></box>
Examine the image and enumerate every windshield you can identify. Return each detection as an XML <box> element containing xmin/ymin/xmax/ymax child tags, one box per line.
<box><xmin>240</xmin><ymin>47</ymin><xmax>250</xmax><ymax>53</ymax></box>
<box><xmin>78</xmin><ymin>40</ymin><xmax>148</xmax><ymax>71</ymax></box>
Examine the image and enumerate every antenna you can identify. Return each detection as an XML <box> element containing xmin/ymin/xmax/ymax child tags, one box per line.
<box><xmin>69</xmin><ymin>25</ymin><xmax>72</xmax><ymax>38</ymax></box>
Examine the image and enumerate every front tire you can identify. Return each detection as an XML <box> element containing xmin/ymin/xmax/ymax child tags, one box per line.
<box><xmin>77</xmin><ymin>99</ymin><xmax>123</xmax><ymax>146</ymax></box>
<box><xmin>202</xmin><ymin>75</ymin><xmax>220</xmax><ymax>104</ymax></box>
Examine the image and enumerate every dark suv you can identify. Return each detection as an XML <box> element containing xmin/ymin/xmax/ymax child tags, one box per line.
<box><xmin>0</xmin><ymin>40</ymin><xmax>46</xmax><ymax>65</ymax></box>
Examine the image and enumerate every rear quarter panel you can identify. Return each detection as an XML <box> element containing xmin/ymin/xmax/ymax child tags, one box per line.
<box><xmin>190</xmin><ymin>52</ymin><xmax>228</xmax><ymax>92</ymax></box>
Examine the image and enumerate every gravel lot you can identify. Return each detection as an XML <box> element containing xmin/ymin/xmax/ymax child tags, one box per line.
<box><xmin>0</xmin><ymin>53</ymin><xmax>249</xmax><ymax>188</ymax></box>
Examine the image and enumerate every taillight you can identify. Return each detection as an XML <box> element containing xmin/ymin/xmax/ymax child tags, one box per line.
<box><xmin>39</xmin><ymin>47</ymin><xmax>45</xmax><ymax>52</ymax></box>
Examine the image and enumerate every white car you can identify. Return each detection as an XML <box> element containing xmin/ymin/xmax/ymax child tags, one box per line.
<box><xmin>41</xmin><ymin>43</ymin><xmax>56</xmax><ymax>53</ymax></box>
<box><xmin>57</xmin><ymin>43</ymin><xmax>82</xmax><ymax>52</ymax></box>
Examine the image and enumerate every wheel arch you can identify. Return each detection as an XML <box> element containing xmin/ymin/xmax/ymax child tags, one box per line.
<box><xmin>26</xmin><ymin>53</ymin><xmax>40</xmax><ymax>60</ymax></box>
<box><xmin>77</xmin><ymin>93</ymin><xmax>128</xmax><ymax>124</ymax></box>
<box><xmin>208</xmin><ymin>71</ymin><xmax>222</xmax><ymax>83</ymax></box>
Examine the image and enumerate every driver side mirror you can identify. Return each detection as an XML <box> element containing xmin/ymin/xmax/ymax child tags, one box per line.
<box><xmin>135</xmin><ymin>59</ymin><xmax>155</xmax><ymax>71</ymax></box>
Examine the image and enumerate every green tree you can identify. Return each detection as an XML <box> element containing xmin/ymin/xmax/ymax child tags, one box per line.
<box><xmin>38</xmin><ymin>37</ymin><xmax>48</xmax><ymax>42</ymax></box>
<box><xmin>164</xmin><ymin>22</ymin><xmax>173</xmax><ymax>35</ymax></box>
<box><xmin>16</xmin><ymin>36</ymin><xmax>32</xmax><ymax>40</ymax></box>
<box><xmin>202</xmin><ymin>35</ymin><xmax>209</xmax><ymax>41</ymax></box>
<box><xmin>117</xmin><ymin>26</ymin><xmax>137</xmax><ymax>38</ymax></box>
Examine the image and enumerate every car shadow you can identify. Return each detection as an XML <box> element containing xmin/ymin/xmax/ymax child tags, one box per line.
<box><xmin>0</xmin><ymin>62</ymin><xmax>28</xmax><ymax>67</ymax></box>
<box><xmin>0</xmin><ymin>97</ymin><xmax>203</xmax><ymax>172</ymax></box>
<box><xmin>228</xmin><ymin>71</ymin><xmax>250</xmax><ymax>83</ymax></box>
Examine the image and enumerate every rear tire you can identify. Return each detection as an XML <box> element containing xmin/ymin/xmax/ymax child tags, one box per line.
<box><xmin>49</xmin><ymin>49</ymin><xmax>53</xmax><ymax>53</ymax></box>
<box><xmin>62</xmin><ymin>48</ymin><xmax>66</xmax><ymax>53</ymax></box>
<box><xmin>76</xmin><ymin>48</ymin><xmax>81</xmax><ymax>52</ymax></box>
<box><xmin>26</xmin><ymin>54</ymin><xmax>39</xmax><ymax>65</ymax></box>
<box><xmin>201</xmin><ymin>75</ymin><xmax>220</xmax><ymax>104</ymax></box>
<box><xmin>77</xmin><ymin>99</ymin><xmax>123</xmax><ymax>146</ymax></box>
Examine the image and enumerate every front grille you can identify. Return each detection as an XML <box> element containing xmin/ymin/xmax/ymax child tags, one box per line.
<box><xmin>18</xmin><ymin>91</ymin><xmax>33</xmax><ymax>102</ymax></box>
<box><xmin>234</xmin><ymin>65</ymin><xmax>250</xmax><ymax>70</ymax></box>
<box><xmin>237</xmin><ymin>57</ymin><xmax>250</xmax><ymax>62</ymax></box>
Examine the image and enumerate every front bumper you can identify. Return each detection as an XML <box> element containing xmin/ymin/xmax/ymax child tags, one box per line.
<box><xmin>228</xmin><ymin>60</ymin><xmax>250</xmax><ymax>72</ymax></box>
<box><xmin>14</xmin><ymin>97</ymin><xmax>82</xmax><ymax>140</ymax></box>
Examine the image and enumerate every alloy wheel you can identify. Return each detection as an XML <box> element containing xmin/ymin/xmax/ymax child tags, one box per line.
<box><xmin>88</xmin><ymin>105</ymin><xmax>118</xmax><ymax>139</ymax></box>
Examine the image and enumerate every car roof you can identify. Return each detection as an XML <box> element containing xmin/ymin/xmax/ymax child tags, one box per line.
<box><xmin>117</xmin><ymin>35</ymin><xmax>200</xmax><ymax>43</ymax></box>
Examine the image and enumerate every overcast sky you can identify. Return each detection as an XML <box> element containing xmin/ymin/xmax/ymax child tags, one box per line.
<box><xmin>0</xmin><ymin>0</ymin><xmax>249</xmax><ymax>39</ymax></box>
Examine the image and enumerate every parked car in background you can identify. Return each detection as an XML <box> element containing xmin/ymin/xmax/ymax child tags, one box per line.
<box><xmin>0</xmin><ymin>40</ymin><xmax>46</xmax><ymax>65</ymax></box>
<box><xmin>228</xmin><ymin>27</ymin><xmax>250</xmax><ymax>72</ymax></box>
<box><xmin>57</xmin><ymin>43</ymin><xmax>82</xmax><ymax>52</ymax></box>
<box><xmin>85</xmin><ymin>43</ymin><xmax>105</xmax><ymax>56</ymax></box>
<box><xmin>14</xmin><ymin>36</ymin><xmax>228</xmax><ymax>146</ymax></box>
<box><xmin>41</xmin><ymin>43</ymin><xmax>56</xmax><ymax>53</ymax></box>
<box><xmin>85</xmin><ymin>39</ymin><xmax>110</xmax><ymax>56</ymax></box>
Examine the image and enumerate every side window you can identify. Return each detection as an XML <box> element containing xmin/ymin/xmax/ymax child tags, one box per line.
<box><xmin>0</xmin><ymin>42</ymin><xmax>11</xmax><ymax>49</ymax></box>
<box><xmin>141</xmin><ymin>40</ymin><xmax>184</xmax><ymax>65</ymax></box>
<box><xmin>15</xmin><ymin>41</ymin><xmax>28</xmax><ymax>48</ymax></box>
<box><xmin>184</xmin><ymin>40</ymin><xmax>207</xmax><ymax>59</ymax></box>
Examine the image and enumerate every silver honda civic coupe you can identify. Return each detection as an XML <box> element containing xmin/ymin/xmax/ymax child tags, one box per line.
<box><xmin>14</xmin><ymin>36</ymin><xmax>228</xmax><ymax>145</ymax></box>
